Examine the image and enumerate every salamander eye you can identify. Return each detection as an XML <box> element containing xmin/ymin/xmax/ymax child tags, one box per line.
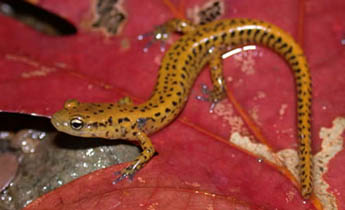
<box><xmin>70</xmin><ymin>118</ymin><xmax>84</xmax><ymax>130</ymax></box>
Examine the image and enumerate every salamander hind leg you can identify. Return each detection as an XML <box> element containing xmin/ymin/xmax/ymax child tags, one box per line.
<box><xmin>197</xmin><ymin>54</ymin><xmax>227</xmax><ymax>112</ymax></box>
<box><xmin>138</xmin><ymin>18</ymin><xmax>196</xmax><ymax>52</ymax></box>
<box><xmin>113</xmin><ymin>131</ymin><xmax>155</xmax><ymax>183</ymax></box>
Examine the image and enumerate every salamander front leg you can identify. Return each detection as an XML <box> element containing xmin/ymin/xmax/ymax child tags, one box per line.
<box><xmin>113</xmin><ymin>131</ymin><xmax>155</xmax><ymax>184</ymax></box>
<box><xmin>138</xmin><ymin>18</ymin><xmax>195</xmax><ymax>52</ymax></box>
<box><xmin>196</xmin><ymin>55</ymin><xmax>227</xmax><ymax>112</ymax></box>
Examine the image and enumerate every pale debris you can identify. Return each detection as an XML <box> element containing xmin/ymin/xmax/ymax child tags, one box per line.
<box><xmin>230</xmin><ymin>132</ymin><xmax>282</xmax><ymax>166</ymax></box>
<box><xmin>233</xmin><ymin>51</ymin><xmax>256</xmax><ymax>75</ymax></box>
<box><xmin>229</xmin><ymin>117</ymin><xmax>345</xmax><ymax>209</ymax></box>
<box><xmin>213</xmin><ymin>101</ymin><xmax>247</xmax><ymax>134</ymax></box>
<box><xmin>312</xmin><ymin>117</ymin><xmax>345</xmax><ymax>210</ymax></box>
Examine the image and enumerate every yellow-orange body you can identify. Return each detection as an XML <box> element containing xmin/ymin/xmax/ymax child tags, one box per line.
<box><xmin>51</xmin><ymin>18</ymin><xmax>313</xmax><ymax>198</ymax></box>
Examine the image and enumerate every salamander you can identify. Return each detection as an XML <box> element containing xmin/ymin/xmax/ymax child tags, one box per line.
<box><xmin>51</xmin><ymin>18</ymin><xmax>313</xmax><ymax>198</ymax></box>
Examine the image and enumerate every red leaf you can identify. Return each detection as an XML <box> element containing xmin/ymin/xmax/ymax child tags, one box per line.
<box><xmin>1</xmin><ymin>0</ymin><xmax>344</xmax><ymax>209</ymax></box>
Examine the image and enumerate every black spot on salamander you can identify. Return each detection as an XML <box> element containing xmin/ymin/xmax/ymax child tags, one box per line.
<box><xmin>132</xmin><ymin>132</ymin><xmax>137</xmax><ymax>136</ymax></box>
<box><xmin>231</xmin><ymin>31</ymin><xmax>236</xmax><ymax>37</ymax></box>
<box><xmin>172</xmin><ymin>101</ymin><xmax>177</xmax><ymax>106</ymax></box>
<box><xmin>92</xmin><ymin>122</ymin><xmax>98</xmax><ymax>128</ymax></box>
<box><xmin>176</xmin><ymin>92</ymin><xmax>182</xmax><ymax>96</ymax></box>
<box><xmin>124</xmin><ymin>117</ymin><xmax>130</xmax><ymax>122</ymax></box>
<box><xmin>192</xmin><ymin>48</ymin><xmax>197</xmax><ymax>57</ymax></box>
<box><xmin>160</xmin><ymin>116</ymin><xmax>166</xmax><ymax>123</ymax></box>
<box><xmin>253</xmin><ymin>29</ymin><xmax>260</xmax><ymax>40</ymax></box>
<box><xmin>85</xmin><ymin>115</ymin><xmax>90</xmax><ymax>119</ymax></box>
<box><xmin>99</xmin><ymin>122</ymin><xmax>106</xmax><ymax>127</ymax></box>
<box><xmin>284</xmin><ymin>46</ymin><xmax>293</xmax><ymax>56</ymax></box>
<box><xmin>291</xmin><ymin>61</ymin><xmax>299</xmax><ymax>66</ymax></box>
<box><xmin>118</xmin><ymin>118</ymin><xmax>123</xmax><ymax>123</ymax></box>
<box><xmin>127</xmin><ymin>120</ymin><xmax>135</xmax><ymax>129</ymax></box>
<box><xmin>98</xmin><ymin>110</ymin><xmax>104</xmax><ymax>113</ymax></box>
<box><xmin>221</xmin><ymin>33</ymin><xmax>227</xmax><ymax>41</ymax></box>
<box><xmin>154</xmin><ymin>112</ymin><xmax>161</xmax><ymax>117</ymax></box>
<box><xmin>205</xmin><ymin>39</ymin><xmax>210</xmax><ymax>46</ymax></box>
<box><xmin>278</xmin><ymin>43</ymin><xmax>288</xmax><ymax>50</ymax></box>
<box><xmin>259</xmin><ymin>31</ymin><xmax>268</xmax><ymax>43</ymax></box>
<box><xmin>108</xmin><ymin>117</ymin><xmax>113</xmax><ymax>125</ymax></box>
<box><xmin>289</xmin><ymin>55</ymin><xmax>296</xmax><ymax>61</ymax></box>
<box><xmin>165</xmin><ymin>108</ymin><xmax>171</xmax><ymax>113</ymax></box>
<box><xmin>272</xmin><ymin>37</ymin><xmax>282</xmax><ymax>48</ymax></box>
<box><xmin>93</xmin><ymin>112</ymin><xmax>98</xmax><ymax>115</ymax></box>
<box><xmin>105</xmin><ymin>131</ymin><xmax>109</xmax><ymax>137</ymax></box>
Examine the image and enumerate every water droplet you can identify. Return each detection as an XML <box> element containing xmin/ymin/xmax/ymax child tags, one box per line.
<box><xmin>137</xmin><ymin>34</ymin><xmax>144</xmax><ymax>40</ymax></box>
<box><xmin>257</xmin><ymin>158</ymin><xmax>263</xmax><ymax>163</ymax></box>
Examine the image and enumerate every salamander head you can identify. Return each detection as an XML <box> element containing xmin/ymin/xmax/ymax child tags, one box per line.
<box><xmin>51</xmin><ymin>99</ymin><xmax>118</xmax><ymax>138</ymax></box>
